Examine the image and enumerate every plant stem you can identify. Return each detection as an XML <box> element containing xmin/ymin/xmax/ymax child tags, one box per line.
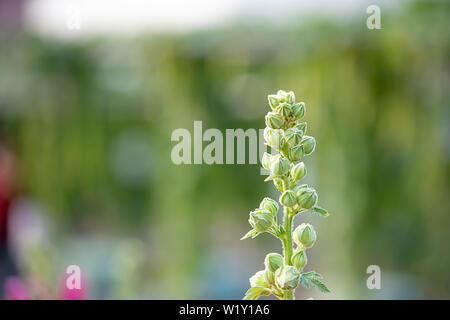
<box><xmin>283</xmin><ymin>290</ymin><xmax>294</xmax><ymax>300</ymax></box>
<box><xmin>283</xmin><ymin>207</ymin><xmax>293</xmax><ymax>266</ymax></box>
<box><xmin>282</xmin><ymin>206</ymin><xmax>295</xmax><ymax>300</ymax></box>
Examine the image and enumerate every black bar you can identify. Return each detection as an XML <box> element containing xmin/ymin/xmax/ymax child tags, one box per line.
<box><xmin>0</xmin><ymin>300</ymin><xmax>448</xmax><ymax>318</ymax></box>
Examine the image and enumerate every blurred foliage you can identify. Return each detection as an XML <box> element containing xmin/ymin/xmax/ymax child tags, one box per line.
<box><xmin>0</xmin><ymin>1</ymin><xmax>449</xmax><ymax>298</ymax></box>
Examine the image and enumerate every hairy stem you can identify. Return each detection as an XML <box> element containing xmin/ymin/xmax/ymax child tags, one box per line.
<box><xmin>282</xmin><ymin>207</ymin><xmax>295</xmax><ymax>300</ymax></box>
<box><xmin>283</xmin><ymin>207</ymin><xmax>293</xmax><ymax>265</ymax></box>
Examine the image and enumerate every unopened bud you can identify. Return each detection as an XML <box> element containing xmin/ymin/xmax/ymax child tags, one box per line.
<box><xmin>297</xmin><ymin>187</ymin><xmax>318</xmax><ymax>209</ymax></box>
<box><xmin>292</xmin><ymin>250</ymin><xmax>307</xmax><ymax>270</ymax></box>
<box><xmin>291</xmin><ymin>102</ymin><xmax>305</xmax><ymax>119</ymax></box>
<box><xmin>284</xmin><ymin>128</ymin><xmax>302</xmax><ymax>147</ymax></box>
<box><xmin>289</xmin><ymin>145</ymin><xmax>304</xmax><ymax>162</ymax></box>
<box><xmin>270</xmin><ymin>155</ymin><xmax>290</xmax><ymax>176</ymax></box>
<box><xmin>277</xmin><ymin>90</ymin><xmax>288</xmax><ymax>102</ymax></box>
<box><xmin>294</xmin><ymin>122</ymin><xmax>307</xmax><ymax>135</ymax></box>
<box><xmin>277</xmin><ymin>103</ymin><xmax>292</xmax><ymax>118</ymax></box>
<box><xmin>261</xmin><ymin>152</ymin><xmax>274</xmax><ymax>170</ymax></box>
<box><xmin>286</xmin><ymin>91</ymin><xmax>295</xmax><ymax>104</ymax></box>
<box><xmin>249</xmin><ymin>210</ymin><xmax>274</xmax><ymax>233</ymax></box>
<box><xmin>268</xmin><ymin>95</ymin><xmax>281</xmax><ymax>110</ymax></box>
<box><xmin>279</xmin><ymin>190</ymin><xmax>297</xmax><ymax>207</ymax></box>
<box><xmin>264</xmin><ymin>253</ymin><xmax>284</xmax><ymax>272</ymax></box>
<box><xmin>259</xmin><ymin>197</ymin><xmax>279</xmax><ymax>216</ymax></box>
<box><xmin>264</xmin><ymin>127</ymin><xmax>285</xmax><ymax>151</ymax></box>
<box><xmin>293</xmin><ymin>184</ymin><xmax>308</xmax><ymax>197</ymax></box>
<box><xmin>275</xmin><ymin>265</ymin><xmax>300</xmax><ymax>290</ymax></box>
<box><xmin>263</xmin><ymin>268</ymin><xmax>275</xmax><ymax>284</ymax></box>
<box><xmin>300</xmin><ymin>136</ymin><xmax>316</xmax><ymax>155</ymax></box>
<box><xmin>293</xmin><ymin>223</ymin><xmax>317</xmax><ymax>248</ymax></box>
<box><xmin>291</xmin><ymin>162</ymin><xmax>307</xmax><ymax>182</ymax></box>
<box><xmin>265</xmin><ymin>112</ymin><xmax>284</xmax><ymax>129</ymax></box>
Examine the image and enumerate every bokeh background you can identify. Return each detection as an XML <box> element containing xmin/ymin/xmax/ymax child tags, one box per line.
<box><xmin>0</xmin><ymin>0</ymin><xmax>449</xmax><ymax>299</ymax></box>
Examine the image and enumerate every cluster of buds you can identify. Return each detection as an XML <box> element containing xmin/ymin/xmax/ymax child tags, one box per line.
<box><xmin>242</xmin><ymin>90</ymin><xmax>330</xmax><ymax>300</ymax></box>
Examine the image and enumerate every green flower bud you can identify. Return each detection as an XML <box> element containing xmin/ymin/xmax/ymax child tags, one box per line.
<box><xmin>264</xmin><ymin>253</ymin><xmax>284</xmax><ymax>273</ymax></box>
<box><xmin>291</xmin><ymin>162</ymin><xmax>307</xmax><ymax>182</ymax></box>
<box><xmin>293</xmin><ymin>184</ymin><xmax>308</xmax><ymax>197</ymax></box>
<box><xmin>293</xmin><ymin>223</ymin><xmax>317</xmax><ymax>248</ymax></box>
<box><xmin>263</xmin><ymin>268</ymin><xmax>275</xmax><ymax>284</ymax></box>
<box><xmin>259</xmin><ymin>197</ymin><xmax>279</xmax><ymax>216</ymax></box>
<box><xmin>284</xmin><ymin>128</ymin><xmax>303</xmax><ymax>147</ymax></box>
<box><xmin>264</xmin><ymin>127</ymin><xmax>285</xmax><ymax>151</ymax></box>
<box><xmin>250</xmin><ymin>270</ymin><xmax>268</xmax><ymax>288</ymax></box>
<box><xmin>270</xmin><ymin>155</ymin><xmax>290</xmax><ymax>176</ymax></box>
<box><xmin>300</xmin><ymin>136</ymin><xmax>316</xmax><ymax>155</ymax></box>
<box><xmin>288</xmin><ymin>145</ymin><xmax>304</xmax><ymax>162</ymax></box>
<box><xmin>292</xmin><ymin>250</ymin><xmax>307</xmax><ymax>270</ymax></box>
<box><xmin>261</xmin><ymin>152</ymin><xmax>274</xmax><ymax>170</ymax></box>
<box><xmin>265</xmin><ymin>112</ymin><xmax>284</xmax><ymax>129</ymax></box>
<box><xmin>277</xmin><ymin>103</ymin><xmax>292</xmax><ymax>118</ymax></box>
<box><xmin>279</xmin><ymin>190</ymin><xmax>297</xmax><ymax>208</ymax></box>
<box><xmin>286</xmin><ymin>91</ymin><xmax>295</xmax><ymax>104</ymax></box>
<box><xmin>275</xmin><ymin>265</ymin><xmax>300</xmax><ymax>290</ymax></box>
<box><xmin>249</xmin><ymin>210</ymin><xmax>274</xmax><ymax>233</ymax></box>
<box><xmin>297</xmin><ymin>187</ymin><xmax>318</xmax><ymax>209</ymax></box>
<box><xmin>291</xmin><ymin>102</ymin><xmax>305</xmax><ymax>119</ymax></box>
<box><xmin>268</xmin><ymin>94</ymin><xmax>281</xmax><ymax>110</ymax></box>
<box><xmin>277</xmin><ymin>90</ymin><xmax>288</xmax><ymax>102</ymax></box>
<box><xmin>293</xmin><ymin>122</ymin><xmax>307</xmax><ymax>135</ymax></box>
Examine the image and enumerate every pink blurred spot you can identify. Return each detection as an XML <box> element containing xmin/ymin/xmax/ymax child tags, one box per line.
<box><xmin>4</xmin><ymin>276</ymin><xmax>27</xmax><ymax>300</ymax></box>
<box><xmin>59</xmin><ymin>270</ymin><xmax>89</xmax><ymax>300</ymax></box>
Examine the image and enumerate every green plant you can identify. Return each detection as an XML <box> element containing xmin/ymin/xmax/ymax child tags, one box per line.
<box><xmin>242</xmin><ymin>90</ymin><xmax>331</xmax><ymax>300</ymax></box>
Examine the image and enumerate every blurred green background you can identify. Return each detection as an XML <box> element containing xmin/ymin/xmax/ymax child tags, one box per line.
<box><xmin>0</xmin><ymin>0</ymin><xmax>449</xmax><ymax>299</ymax></box>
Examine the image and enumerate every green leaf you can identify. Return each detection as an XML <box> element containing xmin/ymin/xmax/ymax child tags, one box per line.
<box><xmin>243</xmin><ymin>287</ymin><xmax>271</xmax><ymax>300</ymax></box>
<box><xmin>312</xmin><ymin>206</ymin><xmax>329</xmax><ymax>217</ymax></box>
<box><xmin>303</xmin><ymin>271</ymin><xmax>323</xmax><ymax>279</ymax></box>
<box><xmin>299</xmin><ymin>275</ymin><xmax>310</xmax><ymax>289</ymax></box>
<box><xmin>299</xmin><ymin>271</ymin><xmax>328</xmax><ymax>291</ymax></box>
<box><xmin>251</xmin><ymin>232</ymin><xmax>261</xmax><ymax>239</ymax></box>
<box><xmin>310</xmin><ymin>278</ymin><xmax>330</xmax><ymax>293</ymax></box>
<box><xmin>264</xmin><ymin>174</ymin><xmax>276</xmax><ymax>182</ymax></box>
<box><xmin>241</xmin><ymin>229</ymin><xmax>259</xmax><ymax>240</ymax></box>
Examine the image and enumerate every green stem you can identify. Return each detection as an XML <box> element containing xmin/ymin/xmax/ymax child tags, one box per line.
<box><xmin>283</xmin><ymin>290</ymin><xmax>294</xmax><ymax>300</ymax></box>
<box><xmin>283</xmin><ymin>207</ymin><xmax>293</xmax><ymax>265</ymax></box>
<box><xmin>281</xmin><ymin>206</ymin><xmax>295</xmax><ymax>300</ymax></box>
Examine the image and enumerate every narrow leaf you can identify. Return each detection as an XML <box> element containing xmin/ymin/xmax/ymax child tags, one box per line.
<box><xmin>241</xmin><ymin>229</ymin><xmax>258</xmax><ymax>240</ymax></box>
<box><xmin>251</xmin><ymin>231</ymin><xmax>261</xmax><ymax>239</ymax></box>
<box><xmin>312</xmin><ymin>206</ymin><xmax>329</xmax><ymax>217</ymax></box>
<box><xmin>310</xmin><ymin>278</ymin><xmax>330</xmax><ymax>293</ymax></box>
<box><xmin>303</xmin><ymin>271</ymin><xmax>323</xmax><ymax>279</ymax></box>
<box><xmin>264</xmin><ymin>175</ymin><xmax>276</xmax><ymax>182</ymax></box>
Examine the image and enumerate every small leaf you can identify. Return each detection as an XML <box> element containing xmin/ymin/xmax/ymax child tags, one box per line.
<box><xmin>312</xmin><ymin>206</ymin><xmax>329</xmax><ymax>217</ymax></box>
<box><xmin>243</xmin><ymin>287</ymin><xmax>271</xmax><ymax>300</ymax></box>
<box><xmin>303</xmin><ymin>271</ymin><xmax>322</xmax><ymax>279</ymax></box>
<box><xmin>299</xmin><ymin>275</ymin><xmax>310</xmax><ymax>289</ymax></box>
<box><xmin>251</xmin><ymin>232</ymin><xmax>261</xmax><ymax>239</ymax></box>
<box><xmin>241</xmin><ymin>229</ymin><xmax>258</xmax><ymax>240</ymax></box>
<box><xmin>264</xmin><ymin>175</ymin><xmax>276</xmax><ymax>182</ymax></box>
<box><xmin>310</xmin><ymin>278</ymin><xmax>330</xmax><ymax>293</ymax></box>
